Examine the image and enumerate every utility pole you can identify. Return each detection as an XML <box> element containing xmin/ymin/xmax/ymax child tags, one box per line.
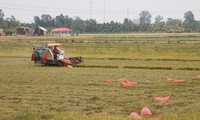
<box><xmin>90</xmin><ymin>1</ymin><xmax>92</xmax><ymax>19</ymax></box>
<box><xmin>104</xmin><ymin>0</ymin><xmax>105</xmax><ymax>23</ymax></box>
<box><xmin>127</xmin><ymin>8</ymin><xmax>129</xmax><ymax>19</ymax></box>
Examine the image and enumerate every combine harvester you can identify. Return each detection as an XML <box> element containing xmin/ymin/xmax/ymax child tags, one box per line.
<box><xmin>31</xmin><ymin>43</ymin><xmax>83</xmax><ymax>67</ymax></box>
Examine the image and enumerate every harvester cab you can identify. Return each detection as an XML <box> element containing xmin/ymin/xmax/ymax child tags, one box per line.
<box><xmin>31</xmin><ymin>43</ymin><xmax>83</xmax><ymax>67</ymax></box>
<box><xmin>47</xmin><ymin>43</ymin><xmax>64</xmax><ymax>60</ymax></box>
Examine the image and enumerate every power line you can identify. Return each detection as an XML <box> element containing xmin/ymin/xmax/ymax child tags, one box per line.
<box><xmin>1</xmin><ymin>2</ymin><xmax>200</xmax><ymax>23</ymax></box>
<box><xmin>0</xmin><ymin>6</ymin><xmax>97</xmax><ymax>15</ymax></box>
<box><xmin>0</xmin><ymin>4</ymin><xmax>131</xmax><ymax>16</ymax></box>
<box><xmin>2</xmin><ymin>2</ymin><xmax>200</xmax><ymax>16</ymax></box>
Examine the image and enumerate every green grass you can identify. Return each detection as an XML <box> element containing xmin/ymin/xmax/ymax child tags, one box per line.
<box><xmin>1</xmin><ymin>40</ymin><xmax>200</xmax><ymax>60</ymax></box>
<box><xmin>1</xmin><ymin>34</ymin><xmax>200</xmax><ymax>60</ymax></box>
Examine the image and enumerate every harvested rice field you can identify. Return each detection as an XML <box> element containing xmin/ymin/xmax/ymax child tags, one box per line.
<box><xmin>0</xmin><ymin>34</ymin><xmax>200</xmax><ymax>120</ymax></box>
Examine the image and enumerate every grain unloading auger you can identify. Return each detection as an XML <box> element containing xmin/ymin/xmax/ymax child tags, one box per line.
<box><xmin>31</xmin><ymin>43</ymin><xmax>83</xmax><ymax>67</ymax></box>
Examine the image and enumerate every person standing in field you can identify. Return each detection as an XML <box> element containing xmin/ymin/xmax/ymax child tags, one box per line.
<box><xmin>32</xmin><ymin>48</ymin><xmax>39</xmax><ymax>62</ymax></box>
<box><xmin>39</xmin><ymin>48</ymin><xmax>44</xmax><ymax>60</ymax></box>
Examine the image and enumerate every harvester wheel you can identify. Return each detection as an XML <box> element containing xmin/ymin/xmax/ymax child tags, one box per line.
<box><xmin>34</xmin><ymin>57</ymin><xmax>37</xmax><ymax>63</ymax></box>
<box><xmin>57</xmin><ymin>61</ymin><xmax>62</xmax><ymax>67</ymax></box>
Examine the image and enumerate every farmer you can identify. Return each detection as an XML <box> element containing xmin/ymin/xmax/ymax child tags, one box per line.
<box><xmin>32</xmin><ymin>48</ymin><xmax>39</xmax><ymax>62</ymax></box>
<box><xmin>53</xmin><ymin>46</ymin><xmax>61</xmax><ymax>60</ymax></box>
<box><xmin>39</xmin><ymin>48</ymin><xmax>44</xmax><ymax>60</ymax></box>
<box><xmin>32</xmin><ymin>48</ymin><xmax>37</xmax><ymax>56</ymax></box>
<box><xmin>53</xmin><ymin>46</ymin><xmax>60</xmax><ymax>54</ymax></box>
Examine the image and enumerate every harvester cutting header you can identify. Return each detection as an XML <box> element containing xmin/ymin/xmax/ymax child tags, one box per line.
<box><xmin>31</xmin><ymin>43</ymin><xmax>83</xmax><ymax>67</ymax></box>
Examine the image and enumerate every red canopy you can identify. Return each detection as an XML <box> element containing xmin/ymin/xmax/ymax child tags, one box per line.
<box><xmin>52</xmin><ymin>28</ymin><xmax>72</xmax><ymax>32</ymax></box>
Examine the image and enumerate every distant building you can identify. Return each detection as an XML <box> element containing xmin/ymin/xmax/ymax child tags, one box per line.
<box><xmin>16</xmin><ymin>27</ymin><xmax>32</xmax><ymax>36</ymax></box>
<box><xmin>132</xmin><ymin>19</ymin><xmax>140</xmax><ymax>25</ymax></box>
<box><xmin>34</xmin><ymin>27</ymin><xmax>47</xmax><ymax>36</ymax></box>
<box><xmin>51</xmin><ymin>28</ymin><xmax>72</xmax><ymax>36</ymax></box>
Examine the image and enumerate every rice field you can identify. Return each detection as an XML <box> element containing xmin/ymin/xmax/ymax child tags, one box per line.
<box><xmin>0</xmin><ymin>34</ymin><xmax>200</xmax><ymax>120</ymax></box>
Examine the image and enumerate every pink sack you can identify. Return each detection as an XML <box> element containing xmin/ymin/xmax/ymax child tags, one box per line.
<box><xmin>106</xmin><ymin>80</ymin><xmax>112</xmax><ymax>84</ymax></box>
<box><xmin>125</xmin><ymin>80</ymin><xmax>139</xmax><ymax>85</ymax></box>
<box><xmin>165</xmin><ymin>78</ymin><xmax>174</xmax><ymax>82</ymax></box>
<box><xmin>153</xmin><ymin>96</ymin><xmax>170</xmax><ymax>102</ymax></box>
<box><xmin>140</xmin><ymin>107</ymin><xmax>152</xmax><ymax>116</ymax></box>
<box><xmin>129</xmin><ymin>112</ymin><xmax>141</xmax><ymax>119</ymax></box>
<box><xmin>173</xmin><ymin>79</ymin><xmax>186</xmax><ymax>83</ymax></box>
<box><xmin>120</xmin><ymin>81</ymin><xmax>133</xmax><ymax>87</ymax></box>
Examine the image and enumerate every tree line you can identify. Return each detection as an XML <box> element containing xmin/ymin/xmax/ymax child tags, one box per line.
<box><xmin>0</xmin><ymin>9</ymin><xmax>200</xmax><ymax>35</ymax></box>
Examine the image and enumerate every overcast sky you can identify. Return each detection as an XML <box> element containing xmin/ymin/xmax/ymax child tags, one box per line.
<box><xmin>1</xmin><ymin>0</ymin><xmax>200</xmax><ymax>23</ymax></box>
